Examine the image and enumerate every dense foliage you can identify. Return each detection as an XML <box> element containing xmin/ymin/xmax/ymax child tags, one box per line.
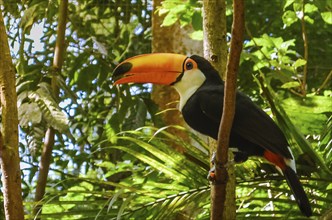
<box><xmin>0</xmin><ymin>0</ymin><xmax>331</xmax><ymax>219</ymax></box>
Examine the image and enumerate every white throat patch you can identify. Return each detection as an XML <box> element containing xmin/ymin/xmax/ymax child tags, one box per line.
<box><xmin>173</xmin><ymin>69</ymin><xmax>206</xmax><ymax>111</ymax></box>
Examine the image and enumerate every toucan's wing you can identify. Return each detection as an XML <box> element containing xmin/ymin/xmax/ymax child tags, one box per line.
<box><xmin>197</xmin><ymin>86</ymin><xmax>292</xmax><ymax>159</ymax></box>
<box><xmin>233</xmin><ymin>92</ymin><xmax>292</xmax><ymax>159</ymax></box>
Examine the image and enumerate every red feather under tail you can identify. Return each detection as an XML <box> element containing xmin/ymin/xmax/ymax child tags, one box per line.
<box><xmin>264</xmin><ymin>150</ymin><xmax>312</xmax><ymax>217</ymax></box>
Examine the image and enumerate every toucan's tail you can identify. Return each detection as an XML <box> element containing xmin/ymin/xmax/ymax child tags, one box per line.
<box><xmin>283</xmin><ymin>166</ymin><xmax>312</xmax><ymax>217</ymax></box>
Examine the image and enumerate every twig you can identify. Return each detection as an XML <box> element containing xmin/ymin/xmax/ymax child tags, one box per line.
<box><xmin>33</xmin><ymin>0</ymin><xmax>68</xmax><ymax>217</ymax></box>
<box><xmin>316</xmin><ymin>70</ymin><xmax>332</xmax><ymax>94</ymax></box>
<box><xmin>211</xmin><ymin>0</ymin><xmax>244</xmax><ymax>219</ymax></box>
<box><xmin>301</xmin><ymin>0</ymin><xmax>308</xmax><ymax>96</ymax></box>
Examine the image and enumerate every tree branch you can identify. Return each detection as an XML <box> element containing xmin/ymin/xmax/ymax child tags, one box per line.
<box><xmin>211</xmin><ymin>0</ymin><xmax>244</xmax><ymax>219</ymax></box>
<box><xmin>34</xmin><ymin>0</ymin><xmax>68</xmax><ymax>217</ymax></box>
<box><xmin>0</xmin><ymin>9</ymin><xmax>25</xmax><ymax>219</ymax></box>
<box><xmin>316</xmin><ymin>70</ymin><xmax>332</xmax><ymax>94</ymax></box>
<box><xmin>300</xmin><ymin>0</ymin><xmax>308</xmax><ymax>96</ymax></box>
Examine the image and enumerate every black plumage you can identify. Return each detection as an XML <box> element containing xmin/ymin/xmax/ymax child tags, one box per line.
<box><xmin>181</xmin><ymin>55</ymin><xmax>312</xmax><ymax>217</ymax></box>
<box><xmin>183</xmin><ymin>55</ymin><xmax>292</xmax><ymax>160</ymax></box>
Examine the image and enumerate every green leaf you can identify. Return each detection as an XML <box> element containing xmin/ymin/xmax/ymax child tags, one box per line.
<box><xmin>59</xmin><ymin>185</ymin><xmax>88</xmax><ymax>212</ymax></box>
<box><xmin>192</xmin><ymin>11</ymin><xmax>202</xmax><ymax>30</ymax></box>
<box><xmin>284</xmin><ymin>108</ymin><xmax>328</xmax><ymax>135</ymax></box>
<box><xmin>18</xmin><ymin>102</ymin><xmax>42</xmax><ymax>126</ymax></box>
<box><xmin>321</xmin><ymin>11</ymin><xmax>332</xmax><ymax>24</ymax></box>
<box><xmin>189</xmin><ymin>30</ymin><xmax>203</xmax><ymax>41</ymax></box>
<box><xmin>304</xmin><ymin>15</ymin><xmax>314</xmax><ymax>24</ymax></box>
<box><xmin>105</xmin><ymin>123</ymin><xmax>118</xmax><ymax>144</ymax></box>
<box><xmin>107</xmin><ymin>189</ymin><xmax>124</xmax><ymax>213</ymax></box>
<box><xmin>293</xmin><ymin>2</ymin><xmax>302</xmax><ymax>12</ymax></box>
<box><xmin>280</xmin><ymin>39</ymin><xmax>296</xmax><ymax>50</ymax></box>
<box><xmin>20</xmin><ymin>4</ymin><xmax>38</xmax><ymax>34</ymax></box>
<box><xmin>161</xmin><ymin>12</ymin><xmax>178</xmax><ymax>26</ymax></box>
<box><xmin>28</xmin><ymin>83</ymin><xmax>69</xmax><ymax>132</ymax></box>
<box><xmin>158</xmin><ymin>8</ymin><xmax>169</xmax><ymax>16</ymax></box>
<box><xmin>280</xmin><ymin>81</ymin><xmax>300</xmax><ymax>89</ymax></box>
<box><xmin>293</xmin><ymin>58</ymin><xmax>307</xmax><ymax>69</ymax></box>
<box><xmin>282</xmin><ymin>96</ymin><xmax>332</xmax><ymax>114</ymax></box>
<box><xmin>42</xmin><ymin>204</ymin><xmax>65</xmax><ymax>215</ymax></box>
<box><xmin>117</xmin><ymin>194</ymin><xmax>133</xmax><ymax>220</ymax></box>
<box><xmin>80</xmin><ymin>181</ymin><xmax>94</xmax><ymax>191</ymax></box>
<box><xmin>111</xmin><ymin>145</ymin><xmax>186</xmax><ymax>182</ymax></box>
<box><xmin>75</xmin><ymin>65</ymin><xmax>100</xmax><ymax>91</ymax></box>
<box><xmin>20</xmin><ymin>1</ymin><xmax>48</xmax><ymax>34</ymax></box>
<box><xmin>253</xmin><ymin>60</ymin><xmax>269</xmax><ymax>71</ymax></box>
<box><xmin>281</xmin><ymin>95</ymin><xmax>332</xmax><ymax>134</ymax></box>
<box><xmin>283</xmin><ymin>0</ymin><xmax>296</xmax><ymax>10</ymax></box>
<box><xmin>282</xmin><ymin>10</ymin><xmax>298</xmax><ymax>26</ymax></box>
<box><xmin>304</xmin><ymin>3</ymin><xmax>318</xmax><ymax>14</ymax></box>
<box><xmin>96</xmin><ymin>161</ymin><xmax>115</xmax><ymax>169</ymax></box>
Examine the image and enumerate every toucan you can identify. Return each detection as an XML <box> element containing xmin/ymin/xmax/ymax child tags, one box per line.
<box><xmin>112</xmin><ymin>53</ymin><xmax>312</xmax><ymax>217</ymax></box>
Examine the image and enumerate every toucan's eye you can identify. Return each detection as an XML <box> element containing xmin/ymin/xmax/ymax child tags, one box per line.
<box><xmin>186</xmin><ymin>61</ymin><xmax>194</xmax><ymax>70</ymax></box>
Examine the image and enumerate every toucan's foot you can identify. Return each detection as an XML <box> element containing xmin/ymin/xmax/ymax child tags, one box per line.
<box><xmin>208</xmin><ymin>152</ymin><xmax>217</xmax><ymax>181</ymax></box>
<box><xmin>208</xmin><ymin>152</ymin><xmax>234</xmax><ymax>182</ymax></box>
<box><xmin>208</xmin><ymin>166</ymin><xmax>216</xmax><ymax>181</ymax></box>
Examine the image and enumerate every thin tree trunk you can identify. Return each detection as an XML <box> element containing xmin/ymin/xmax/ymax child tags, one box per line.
<box><xmin>33</xmin><ymin>0</ymin><xmax>68</xmax><ymax>217</ymax></box>
<box><xmin>0</xmin><ymin>9</ymin><xmax>25</xmax><ymax>220</ymax></box>
<box><xmin>151</xmin><ymin>0</ymin><xmax>202</xmax><ymax>152</ymax></box>
<box><xmin>300</xmin><ymin>0</ymin><xmax>308</xmax><ymax>97</ymax></box>
<box><xmin>203</xmin><ymin>0</ymin><xmax>227</xmax><ymax>79</ymax></box>
<box><xmin>203</xmin><ymin>0</ymin><xmax>236</xmax><ymax>220</ymax></box>
<box><xmin>212</xmin><ymin>0</ymin><xmax>244</xmax><ymax>218</ymax></box>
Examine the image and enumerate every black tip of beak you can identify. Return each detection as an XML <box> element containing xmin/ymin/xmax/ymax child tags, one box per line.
<box><xmin>112</xmin><ymin>62</ymin><xmax>133</xmax><ymax>80</ymax></box>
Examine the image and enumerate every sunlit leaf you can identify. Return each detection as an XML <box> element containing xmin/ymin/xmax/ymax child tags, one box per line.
<box><xmin>105</xmin><ymin>124</ymin><xmax>118</xmax><ymax>144</ymax></box>
<box><xmin>321</xmin><ymin>11</ymin><xmax>332</xmax><ymax>24</ymax></box>
<box><xmin>111</xmin><ymin>145</ymin><xmax>187</xmax><ymax>182</ymax></box>
<box><xmin>293</xmin><ymin>58</ymin><xmax>307</xmax><ymax>69</ymax></box>
<box><xmin>283</xmin><ymin>0</ymin><xmax>296</xmax><ymax>10</ymax></box>
<box><xmin>18</xmin><ymin>102</ymin><xmax>42</xmax><ymax>126</ymax></box>
<box><xmin>282</xmin><ymin>10</ymin><xmax>298</xmax><ymax>26</ymax></box>
<box><xmin>189</xmin><ymin>30</ymin><xmax>203</xmax><ymax>41</ymax></box>
<box><xmin>304</xmin><ymin>3</ymin><xmax>318</xmax><ymax>14</ymax></box>
<box><xmin>304</xmin><ymin>15</ymin><xmax>314</xmax><ymax>24</ymax></box>
<box><xmin>281</xmin><ymin>81</ymin><xmax>300</xmax><ymax>89</ymax></box>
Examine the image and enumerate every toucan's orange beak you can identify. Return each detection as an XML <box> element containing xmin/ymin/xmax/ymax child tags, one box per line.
<box><xmin>113</xmin><ymin>53</ymin><xmax>187</xmax><ymax>85</ymax></box>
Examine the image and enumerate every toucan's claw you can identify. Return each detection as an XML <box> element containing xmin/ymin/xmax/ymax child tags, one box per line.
<box><xmin>208</xmin><ymin>166</ymin><xmax>216</xmax><ymax>182</ymax></box>
<box><xmin>208</xmin><ymin>152</ymin><xmax>218</xmax><ymax>182</ymax></box>
<box><xmin>208</xmin><ymin>151</ymin><xmax>235</xmax><ymax>182</ymax></box>
<box><xmin>210</xmin><ymin>151</ymin><xmax>217</xmax><ymax>165</ymax></box>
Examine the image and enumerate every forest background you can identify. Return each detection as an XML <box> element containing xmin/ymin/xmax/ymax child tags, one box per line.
<box><xmin>0</xmin><ymin>0</ymin><xmax>331</xmax><ymax>219</ymax></box>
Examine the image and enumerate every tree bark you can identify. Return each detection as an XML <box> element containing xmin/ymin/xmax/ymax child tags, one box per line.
<box><xmin>212</xmin><ymin>0</ymin><xmax>244</xmax><ymax>218</ymax></box>
<box><xmin>152</xmin><ymin>0</ymin><xmax>202</xmax><ymax>152</ymax></box>
<box><xmin>0</xmin><ymin>9</ymin><xmax>25</xmax><ymax>220</ymax></box>
<box><xmin>33</xmin><ymin>0</ymin><xmax>68</xmax><ymax>217</ymax></box>
<box><xmin>203</xmin><ymin>0</ymin><xmax>227</xmax><ymax>79</ymax></box>
<box><xmin>202</xmin><ymin>1</ymin><xmax>235</xmax><ymax>219</ymax></box>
